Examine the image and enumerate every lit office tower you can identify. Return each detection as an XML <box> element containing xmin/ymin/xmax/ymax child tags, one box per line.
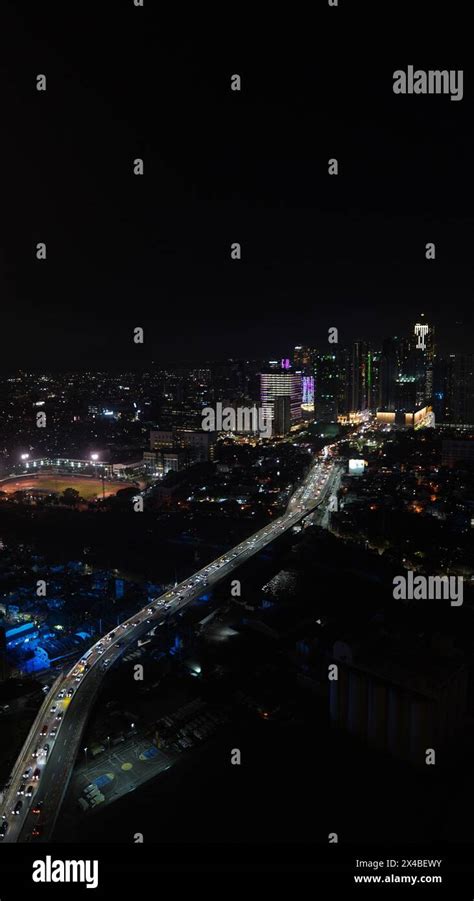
<box><xmin>351</xmin><ymin>340</ymin><xmax>370</xmax><ymax>412</ymax></box>
<box><xmin>302</xmin><ymin>375</ymin><xmax>315</xmax><ymax>407</ymax></box>
<box><xmin>259</xmin><ymin>369</ymin><xmax>302</xmax><ymax>433</ymax></box>
<box><xmin>413</xmin><ymin>313</ymin><xmax>435</xmax><ymax>407</ymax></box>
<box><xmin>314</xmin><ymin>351</ymin><xmax>339</xmax><ymax>422</ymax></box>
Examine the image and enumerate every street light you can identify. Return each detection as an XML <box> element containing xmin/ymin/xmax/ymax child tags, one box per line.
<box><xmin>20</xmin><ymin>453</ymin><xmax>29</xmax><ymax>461</ymax></box>
<box><xmin>90</xmin><ymin>454</ymin><xmax>105</xmax><ymax>500</ymax></box>
<box><xmin>84</xmin><ymin>746</ymin><xmax>88</xmax><ymax>763</ymax></box>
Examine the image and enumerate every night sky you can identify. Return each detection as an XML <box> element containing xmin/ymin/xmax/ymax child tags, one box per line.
<box><xmin>1</xmin><ymin>1</ymin><xmax>473</xmax><ymax>369</ymax></box>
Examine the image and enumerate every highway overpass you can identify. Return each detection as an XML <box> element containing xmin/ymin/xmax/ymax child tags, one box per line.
<box><xmin>1</xmin><ymin>455</ymin><xmax>340</xmax><ymax>843</ymax></box>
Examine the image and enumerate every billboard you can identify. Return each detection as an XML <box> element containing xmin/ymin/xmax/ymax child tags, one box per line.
<box><xmin>348</xmin><ymin>459</ymin><xmax>366</xmax><ymax>475</ymax></box>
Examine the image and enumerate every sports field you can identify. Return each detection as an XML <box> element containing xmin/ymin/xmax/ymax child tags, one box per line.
<box><xmin>0</xmin><ymin>474</ymin><xmax>136</xmax><ymax>500</ymax></box>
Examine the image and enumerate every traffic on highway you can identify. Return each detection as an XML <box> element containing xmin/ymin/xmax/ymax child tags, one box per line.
<box><xmin>1</xmin><ymin>453</ymin><xmax>339</xmax><ymax>843</ymax></box>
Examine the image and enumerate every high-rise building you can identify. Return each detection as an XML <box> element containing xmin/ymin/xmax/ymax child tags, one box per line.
<box><xmin>393</xmin><ymin>374</ymin><xmax>416</xmax><ymax>412</ymax></box>
<box><xmin>432</xmin><ymin>355</ymin><xmax>448</xmax><ymax>421</ymax></box>
<box><xmin>380</xmin><ymin>338</ymin><xmax>399</xmax><ymax>411</ymax></box>
<box><xmin>259</xmin><ymin>369</ymin><xmax>302</xmax><ymax>429</ymax></box>
<box><xmin>314</xmin><ymin>351</ymin><xmax>339</xmax><ymax>422</ymax></box>
<box><xmin>380</xmin><ymin>335</ymin><xmax>421</xmax><ymax>413</ymax></box>
<box><xmin>445</xmin><ymin>354</ymin><xmax>474</xmax><ymax>423</ymax></box>
<box><xmin>301</xmin><ymin>374</ymin><xmax>315</xmax><ymax>407</ymax></box>
<box><xmin>294</xmin><ymin>347</ymin><xmax>316</xmax><ymax>413</ymax></box>
<box><xmin>351</xmin><ymin>341</ymin><xmax>370</xmax><ymax>412</ymax></box>
<box><xmin>368</xmin><ymin>349</ymin><xmax>382</xmax><ymax>411</ymax></box>
<box><xmin>148</xmin><ymin>428</ymin><xmax>216</xmax><ymax>472</ymax></box>
<box><xmin>377</xmin><ymin>321</ymin><xmax>436</xmax><ymax>426</ymax></box>
<box><xmin>413</xmin><ymin>314</ymin><xmax>435</xmax><ymax>407</ymax></box>
<box><xmin>274</xmin><ymin>395</ymin><xmax>292</xmax><ymax>436</ymax></box>
<box><xmin>335</xmin><ymin>345</ymin><xmax>352</xmax><ymax>416</ymax></box>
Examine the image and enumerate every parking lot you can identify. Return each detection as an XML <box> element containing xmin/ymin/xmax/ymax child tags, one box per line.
<box><xmin>65</xmin><ymin>737</ymin><xmax>173</xmax><ymax>815</ymax></box>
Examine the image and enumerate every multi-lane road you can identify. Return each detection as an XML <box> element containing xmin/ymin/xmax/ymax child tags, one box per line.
<box><xmin>1</xmin><ymin>453</ymin><xmax>340</xmax><ymax>843</ymax></box>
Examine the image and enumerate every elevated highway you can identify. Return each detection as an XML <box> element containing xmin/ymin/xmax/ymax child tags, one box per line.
<box><xmin>1</xmin><ymin>455</ymin><xmax>340</xmax><ymax>843</ymax></box>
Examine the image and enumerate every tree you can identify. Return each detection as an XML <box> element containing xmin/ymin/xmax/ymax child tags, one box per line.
<box><xmin>62</xmin><ymin>488</ymin><xmax>81</xmax><ymax>506</ymax></box>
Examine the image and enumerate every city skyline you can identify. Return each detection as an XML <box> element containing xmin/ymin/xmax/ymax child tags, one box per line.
<box><xmin>0</xmin><ymin>309</ymin><xmax>471</xmax><ymax>372</ymax></box>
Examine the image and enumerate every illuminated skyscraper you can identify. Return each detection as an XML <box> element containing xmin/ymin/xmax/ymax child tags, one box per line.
<box><xmin>302</xmin><ymin>375</ymin><xmax>315</xmax><ymax>407</ymax></box>
<box><xmin>413</xmin><ymin>314</ymin><xmax>435</xmax><ymax>407</ymax></box>
<box><xmin>259</xmin><ymin>369</ymin><xmax>302</xmax><ymax>431</ymax></box>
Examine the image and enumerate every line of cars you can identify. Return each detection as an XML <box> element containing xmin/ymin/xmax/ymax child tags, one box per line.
<box><xmin>0</xmin><ymin>757</ymin><xmax>42</xmax><ymax>837</ymax></box>
<box><xmin>0</xmin><ymin>584</ymin><xmax>204</xmax><ymax>837</ymax></box>
<box><xmin>1</xmin><ymin>761</ymin><xmax>42</xmax><ymax>832</ymax></box>
<box><xmin>1</xmin><ymin>687</ymin><xmax>71</xmax><ymax>837</ymax></box>
<box><xmin>2</xmin><ymin>647</ymin><xmax>101</xmax><ymax>839</ymax></box>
